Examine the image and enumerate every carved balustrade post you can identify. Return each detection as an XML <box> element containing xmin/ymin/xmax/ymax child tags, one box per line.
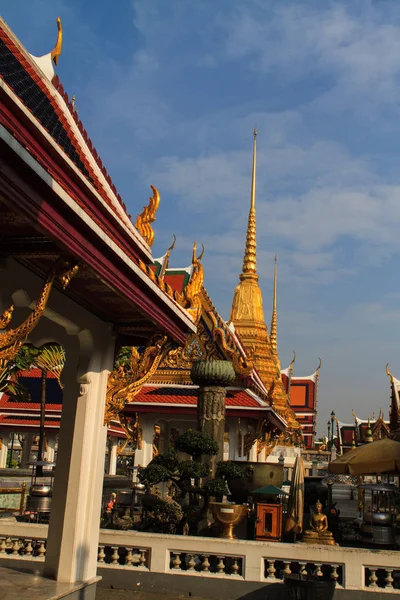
<box><xmin>191</xmin><ymin>360</ymin><xmax>236</xmax><ymax>472</ymax></box>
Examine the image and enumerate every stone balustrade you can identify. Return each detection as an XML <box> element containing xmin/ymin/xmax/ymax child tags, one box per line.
<box><xmin>0</xmin><ymin>523</ymin><xmax>398</xmax><ymax>592</ymax></box>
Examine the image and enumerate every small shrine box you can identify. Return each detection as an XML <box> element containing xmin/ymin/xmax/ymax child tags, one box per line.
<box><xmin>256</xmin><ymin>503</ymin><xmax>282</xmax><ymax>541</ymax></box>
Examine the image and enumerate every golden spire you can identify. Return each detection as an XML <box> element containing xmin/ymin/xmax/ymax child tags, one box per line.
<box><xmin>241</xmin><ymin>129</ymin><xmax>258</xmax><ymax>278</ymax></box>
<box><xmin>229</xmin><ymin>130</ymin><xmax>271</xmax><ymax>383</ymax></box>
<box><xmin>270</xmin><ymin>255</ymin><xmax>278</xmax><ymax>359</ymax></box>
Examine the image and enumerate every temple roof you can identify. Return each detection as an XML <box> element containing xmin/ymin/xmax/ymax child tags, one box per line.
<box><xmin>0</xmin><ymin>17</ymin><xmax>196</xmax><ymax>345</ymax></box>
<box><xmin>124</xmin><ymin>384</ymin><xmax>286</xmax><ymax>429</ymax></box>
<box><xmin>0</xmin><ymin>17</ymin><xmax>140</xmax><ymax>245</ymax></box>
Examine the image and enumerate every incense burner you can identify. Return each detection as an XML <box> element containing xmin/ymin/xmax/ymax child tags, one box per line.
<box><xmin>209</xmin><ymin>502</ymin><xmax>248</xmax><ymax>540</ymax></box>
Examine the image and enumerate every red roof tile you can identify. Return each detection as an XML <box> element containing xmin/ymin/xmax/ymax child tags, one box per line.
<box><xmin>133</xmin><ymin>386</ymin><xmax>266</xmax><ymax>408</ymax></box>
<box><xmin>18</xmin><ymin>369</ymin><xmax>57</xmax><ymax>379</ymax></box>
<box><xmin>0</xmin><ymin>398</ymin><xmax>62</xmax><ymax>411</ymax></box>
<box><xmin>0</xmin><ymin>415</ymin><xmax>60</xmax><ymax>428</ymax></box>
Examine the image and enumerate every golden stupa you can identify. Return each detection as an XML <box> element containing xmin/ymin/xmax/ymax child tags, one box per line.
<box><xmin>229</xmin><ymin>131</ymin><xmax>301</xmax><ymax>439</ymax></box>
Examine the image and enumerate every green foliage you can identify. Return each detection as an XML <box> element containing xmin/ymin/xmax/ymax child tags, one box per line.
<box><xmin>141</xmin><ymin>495</ymin><xmax>183</xmax><ymax>533</ymax></box>
<box><xmin>114</xmin><ymin>346</ymin><xmax>133</xmax><ymax>371</ymax></box>
<box><xmin>151</xmin><ymin>448</ymin><xmax>179</xmax><ymax>471</ymax></box>
<box><xmin>0</xmin><ymin>345</ymin><xmax>40</xmax><ymax>398</ymax></box>
<box><xmin>175</xmin><ymin>429</ymin><xmax>219</xmax><ymax>458</ymax></box>
<box><xmin>216</xmin><ymin>461</ymin><xmax>245</xmax><ymax>480</ymax></box>
<box><xmin>35</xmin><ymin>345</ymin><xmax>65</xmax><ymax>380</ymax></box>
<box><xmin>0</xmin><ymin>343</ymin><xmax>65</xmax><ymax>400</ymax></box>
<box><xmin>178</xmin><ymin>460</ymin><xmax>209</xmax><ymax>480</ymax></box>
<box><xmin>138</xmin><ymin>463</ymin><xmax>171</xmax><ymax>488</ymax></box>
<box><xmin>203</xmin><ymin>478</ymin><xmax>230</xmax><ymax>498</ymax></box>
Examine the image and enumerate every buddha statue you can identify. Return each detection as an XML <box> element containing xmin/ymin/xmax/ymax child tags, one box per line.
<box><xmin>301</xmin><ymin>500</ymin><xmax>336</xmax><ymax>545</ymax></box>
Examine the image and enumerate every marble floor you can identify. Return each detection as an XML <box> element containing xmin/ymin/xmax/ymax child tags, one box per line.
<box><xmin>0</xmin><ymin>565</ymin><xmax>97</xmax><ymax>600</ymax></box>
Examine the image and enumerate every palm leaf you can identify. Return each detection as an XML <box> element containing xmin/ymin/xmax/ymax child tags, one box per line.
<box><xmin>34</xmin><ymin>345</ymin><xmax>66</xmax><ymax>387</ymax></box>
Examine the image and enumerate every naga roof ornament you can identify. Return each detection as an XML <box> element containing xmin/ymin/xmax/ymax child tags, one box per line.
<box><xmin>182</xmin><ymin>243</ymin><xmax>204</xmax><ymax>325</ymax></box>
<box><xmin>159</xmin><ymin>234</ymin><xmax>177</xmax><ymax>279</ymax></box>
<box><xmin>105</xmin><ymin>334</ymin><xmax>172</xmax><ymax>425</ymax></box>
<box><xmin>134</xmin><ymin>185</ymin><xmax>160</xmax><ymax>247</ymax></box>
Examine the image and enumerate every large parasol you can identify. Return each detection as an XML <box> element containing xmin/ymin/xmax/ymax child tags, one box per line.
<box><xmin>284</xmin><ymin>455</ymin><xmax>305</xmax><ymax>535</ymax></box>
<box><xmin>329</xmin><ymin>438</ymin><xmax>400</xmax><ymax>476</ymax></box>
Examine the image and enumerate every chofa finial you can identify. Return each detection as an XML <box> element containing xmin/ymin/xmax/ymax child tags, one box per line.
<box><xmin>51</xmin><ymin>17</ymin><xmax>63</xmax><ymax>66</ymax></box>
<box><xmin>386</xmin><ymin>363</ymin><xmax>395</xmax><ymax>384</ymax></box>
<box><xmin>134</xmin><ymin>185</ymin><xmax>160</xmax><ymax>247</ymax></box>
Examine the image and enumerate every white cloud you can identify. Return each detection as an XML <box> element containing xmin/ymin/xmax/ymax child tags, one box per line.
<box><xmin>220</xmin><ymin>3</ymin><xmax>400</xmax><ymax>105</ymax></box>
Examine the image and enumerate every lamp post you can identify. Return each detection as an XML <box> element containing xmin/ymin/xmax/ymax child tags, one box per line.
<box><xmin>330</xmin><ymin>411</ymin><xmax>335</xmax><ymax>443</ymax></box>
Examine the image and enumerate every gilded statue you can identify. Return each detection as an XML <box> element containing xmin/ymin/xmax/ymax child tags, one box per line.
<box><xmin>301</xmin><ymin>500</ymin><xmax>335</xmax><ymax>545</ymax></box>
<box><xmin>117</xmin><ymin>413</ymin><xmax>143</xmax><ymax>455</ymax></box>
<box><xmin>134</xmin><ymin>185</ymin><xmax>160</xmax><ymax>247</ymax></box>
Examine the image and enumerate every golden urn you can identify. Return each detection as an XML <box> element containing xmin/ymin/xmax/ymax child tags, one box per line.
<box><xmin>209</xmin><ymin>502</ymin><xmax>248</xmax><ymax>540</ymax></box>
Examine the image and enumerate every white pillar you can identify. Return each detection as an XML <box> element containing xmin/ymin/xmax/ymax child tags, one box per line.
<box><xmin>20</xmin><ymin>432</ymin><xmax>33</xmax><ymax>468</ymax></box>
<box><xmin>258</xmin><ymin>446</ymin><xmax>266</xmax><ymax>462</ymax></box>
<box><xmin>132</xmin><ymin>415</ymin><xmax>153</xmax><ymax>481</ymax></box>
<box><xmin>0</xmin><ymin>433</ymin><xmax>9</xmax><ymax>468</ymax></box>
<box><xmin>248</xmin><ymin>441</ymin><xmax>258</xmax><ymax>462</ymax></box>
<box><xmin>44</xmin><ymin>433</ymin><xmax>57</xmax><ymax>463</ymax></box>
<box><xmin>43</xmin><ymin>327</ymin><xmax>115</xmax><ymax>583</ymax></box>
<box><xmin>107</xmin><ymin>437</ymin><xmax>118</xmax><ymax>475</ymax></box>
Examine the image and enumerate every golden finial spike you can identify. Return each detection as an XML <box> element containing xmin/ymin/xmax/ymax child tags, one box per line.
<box><xmin>270</xmin><ymin>256</ymin><xmax>278</xmax><ymax>357</ymax></box>
<box><xmin>241</xmin><ymin>130</ymin><xmax>258</xmax><ymax>276</ymax></box>
<box><xmin>51</xmin><ymin>17</ymin><xmax>63</xmax><ymax>66</ymax></box>
<box><xmin>386</xmin><ymin>363</ymin><xmax>395</xmax><ymax>384</ymax></box>
<box><xmin>159</xmin><ymin>234</ymin><xmax>176</xmax><ymax>280</ymax></box>
<box><xmin>251</xmin><ymin>128</ymin><xmax>257</xmax><ymax>210</ymax></box>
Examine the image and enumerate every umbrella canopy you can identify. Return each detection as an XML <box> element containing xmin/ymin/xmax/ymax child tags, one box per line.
<box><xmin>252</xmin><ymin>485</ymin><xmax>288</xmax><ymax>496</ymax></box>
<box><xmin>284</xmin><ymin>456</ymin><xmax>305</xmax><ymax>534</ymax></box>
<box><xmin>329</xmin><ymin>438</ymin><xmax>400</xmax><ymax>475</ymax></box>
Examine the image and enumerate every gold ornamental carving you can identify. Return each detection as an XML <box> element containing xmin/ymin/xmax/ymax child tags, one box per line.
<box><xmin>152</xmin><ymin>424</ymin><xmax>161</xmax><ymax>458</ymax></box>
<box><xmin>162</xmin><ymin>335</ymin><xmax>205</xmax><ymax>370</ymax></box>
<box><xmin>134</xmin><ymin>185</ymin><xmax>160</xmax><ymax>247</ymax></box>
<box><xmin>0</xmin><ymin>260</ymin><xmax>78</xmax><ymax>376</ymax></box>
<box><xmin>182</xmin><ymin>243</ymin><xmax>204</xmax><ymax>325</ymax></box>
<box><xmin>207</xmin><ymin>310</ymin><xmax>253</xmax><ymax>377</ymax></box>
<box><xmin>243</xmin><ymin>428</ymin><xmax>257</xmax><ymax>456</ymax></box>
<box><xmin>104</xmin><ymin>334</ymin><xmax>172</xmax><ymax>425</ymax></box>
<box><xmin>117</xmin><ymin>413</ymin><xmax>143</xmax><ymax>455</ymax></box>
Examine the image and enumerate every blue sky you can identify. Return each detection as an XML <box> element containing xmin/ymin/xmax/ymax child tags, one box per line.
<box><xmin>4</xmin><ymin>0</ymin><xmax>400</xmax><ymax>434</ymax></box>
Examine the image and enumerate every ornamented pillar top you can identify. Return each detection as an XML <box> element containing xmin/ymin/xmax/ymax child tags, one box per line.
<box><xmin>190</xmin><ymin>359</ymin><xmax>236</xmax><ymax>388</ymax></box>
